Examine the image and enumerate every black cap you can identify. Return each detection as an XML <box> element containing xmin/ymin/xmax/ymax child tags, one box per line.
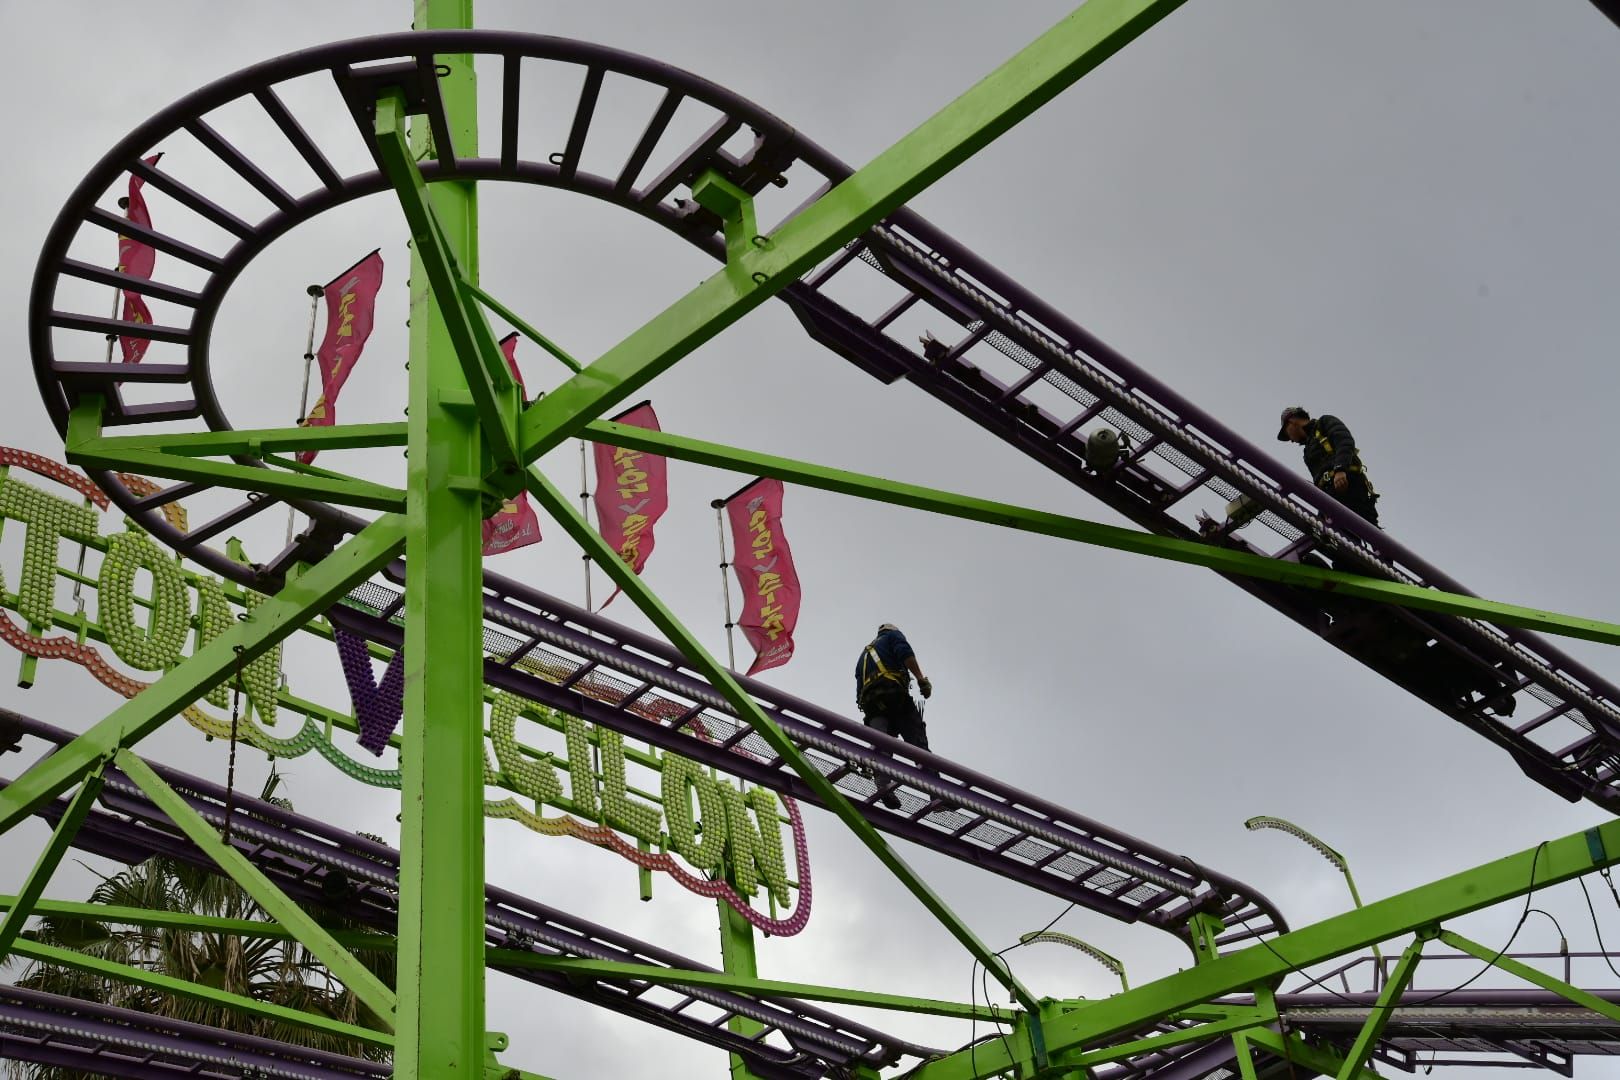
<box><xmin>1276</xmin><ymin>406</ymin><xmax>1308</xmax><ymax>441</ymax></box>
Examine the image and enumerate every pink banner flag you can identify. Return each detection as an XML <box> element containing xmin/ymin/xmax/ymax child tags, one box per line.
<box><xmin>725</xmin><ymin>477</ymin><xmax>801</xmax><ymax>675</ymax></box>
<box><xmin>483</xmin><ymin>334</ymin><xmax>542</xmax><ymax>556</ymax></box>
<box><xmin>298</xmin><ymin>249</ymin><xmax>384</xmax><ymax>464</ymax></box>
<box><xmin>116</xmin><ymin>154</ymin><xmax>161</xmax><ymax>364</ymax></box>
<box><xmin>592</xmin><ymin>402</ymin><xmax>668</xmax><ymax>608</ymax></box>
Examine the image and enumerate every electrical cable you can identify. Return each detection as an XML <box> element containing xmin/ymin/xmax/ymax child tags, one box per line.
<box><xmin>1217</xmin><ymin>843</ymin><xmax>1548</xmax><ymax>1014</ymax></box>
<box><xmin>981</xmin><ymin>960</ymin><xmax>1018</xmax><ymax>1072</ymax></box>
<box><xmin>893</xmin><ymin>1034</ymin><xmax>1005</xmax><ymax>1080</ymax></box>
<box><xmin>958</xmin><ymin>904</ymin><xmax>1079</xmax><ymax>1080</ymax></box>
<box><xmin>1576</xmin><ymin>875</ymin><xmax>1620</xmax><ymax>980</ymax></box>
<box><xmin>969</xmin><ymin>955</ymin><xmax>978</xmax><ymax>1080</ymax></box>
<box><xmin>1523</xmin><ymin>907</ymin><xmax>1567</xmax><ymax>954</ymax></box>
<box><xmin>1273</xmin><ymin>1009</ymin><xmax>1301</xmax><ymax>1080</ymax></box>
<box><xmin>966</xmin><ymin>900</ymin><xmax>1079</xmax><ymax>1078</ymax></box>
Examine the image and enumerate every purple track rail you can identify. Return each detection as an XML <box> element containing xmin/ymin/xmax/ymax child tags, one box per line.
<box><xmin>0</xmin><ymin>983</ymin><xmax>388</xmax><ymax>1080</ymax></box>
<box><xmin>328</xmin><ymin>562</ymin><xmax>1287</xmax><ymax>947</ymax></box>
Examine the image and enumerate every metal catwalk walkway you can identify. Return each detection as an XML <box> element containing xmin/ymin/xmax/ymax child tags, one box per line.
<box><xmin>1096</xmin><ymin>987</ymin><xmax>1620</xmax><ymax>1080</ymax></box>
<box><xmin>28</xmin><ymin>31</ymin><xmax>1620</xmax><ymax>812</ymax></box>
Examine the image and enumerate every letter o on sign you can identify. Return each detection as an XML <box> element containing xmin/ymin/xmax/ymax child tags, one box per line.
<box><xmin>99</xmin><ymin>530</ymin><xmax>189</xmax><ymax>671</ymax></box>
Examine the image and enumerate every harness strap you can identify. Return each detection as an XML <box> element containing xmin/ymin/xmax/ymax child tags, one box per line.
<box><xmin>1312</xmin><ymin>428</ymin><xmax>1374</xmax><ymax>491</ymax></box>
<box><xmin>860</xmin><ymin>644</ymin><xmax>907</xmax><ymax>692</ymax></box>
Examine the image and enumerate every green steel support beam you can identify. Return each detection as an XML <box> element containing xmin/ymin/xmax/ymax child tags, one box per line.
<box><xmin>585</xmin><ymin>421</ymin><xmax>1620</xmax><ymax>648</ymax></box>
<box><xmin>393</xmin><ymin>3</ymin><xmax>488</xmax><ymax>1073</ymax></box>
<box><xmin>1069</xmin><ymin>1010</ymin><xmax>1271</xmax><ymax>1069</ymax></box>
<box><xmin>462</xmin><ymin>278</ymin><xmax>583</xmax><ymax>374</ymax></box>
<box><xmin>1231</xmin><ymin>1033</ymin><xmax>1259</xmax><ymax>1080</ymax></box>
<box><xmin>59</xmin><ymin>437</ymin><xmax>401</xmax><ymax>523</ymax></box>
<box><xmin>67</xmin><ymin>397</ymin><xmax>406</xmax><ymax>512</ymax></box>
<box><xmin>259</xmin><ymin>450</ymin><xmax>396</xmax><ymax>485</ymax></box>
<box><xmin>0</xmin><ymin>514</ymin><xmax>405</xmax><ymax>835</ymax></box>
<box><xmin>1335</xmin><ymin>936</ymin><xmax>1425</xmax><ymax>1080</ymax></box>
<box><xmin>486</xmin><ymin>950</ymin><xmax>1001</xmax><ymax>1022</ymax></box>
<box><xmin>1439</xmin><ymin>929</ymin><xmax>1620</xmax><ymax>1024</ymax></box>
<box><xmin>0</xmin><ymin>770</ymin><xmax>105</xmax><ymax>962</ymax></box>
<box><xmin>516</xmin><ymin>0</ymin><xmax>1187</xmax><ymax>463</ymax></box>
<box><xmin>0</xmin><ymin>895</ymin><xmax>393</xmax><ymax>950</ymax></box>
<box><xmin>72</xmin><ymin>421</ymin><xmax>408</xmax><ymax>458</ymax></box>
<box><xmin>1247</xmin><ymin>1028</ymin><xmax>1381</xmax><ymax>1080</ymax></box>
<box><xmin>1188</xmin><ymin>912</ymin><xmax>1224</xmax><ymax>965</ymax></box>
<box><xmin>70</xmin><ymin>445</ymin><xmax>406</xmax><ymax>513</ymax></box>
<box><xmin>717</xmin><ymin>868</ymin><xmax>766</xmax><ymax>1080</ymax></box>
<box><xmin>1172</xmin><ymin>1004</ymin><xmax>1253</xmax><ymax>1022</ymax></box>
<box><xmin>7</xmin><ymin>936</ymin><xmax>391</xmax><ymax>1049</ymax></box>
<box><xmin>374</xmin><ymin>89</ymin><xmax>521</xmax><ymax>473</ymax></box>
<box><xmin>523</xmin><ymin>465</ymin><xmax>1039</xmax><ymax>1016</ymax></box>
<box><xmin>691</xmin><ymin>172</ymin><xmax>759</xmax><ymax>262</ymax></box>
<box><xmin>115</xmin><ymin>749</ymin><xmax>399</xmax><ymax>1028</ymax></box>
<box><xmin>908</xmin><ymin>823</ymin><xmax>1620</xmax><ymax>1080</ymax></box>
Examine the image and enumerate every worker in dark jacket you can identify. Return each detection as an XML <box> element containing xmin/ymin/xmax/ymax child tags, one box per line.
<box><xmin>854</xmin><ymin>624</ymin><xmax>932</xmax><ymax>808</ymax></box>
<box><xmin>1277</xmin><ymin>406</ymin><xmax>1380</xmax><ymax>527</ymax></box>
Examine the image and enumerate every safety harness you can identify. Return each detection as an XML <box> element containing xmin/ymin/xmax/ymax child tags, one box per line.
<box><xmin>859</xmin><ymin>643</ymin><xmax>908</xmax><ymax>702</ymax></box>
<box><xmin>1311</xmin><ymin>425</ymin><xmax>1377</xmax><ymax>495</ymax></box>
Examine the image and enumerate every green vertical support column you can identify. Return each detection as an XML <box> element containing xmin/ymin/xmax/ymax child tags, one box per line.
<box><xmin>717</xmin><ymin>868</ymin><xmax>764</xmax><ymax>1080</ymax></box>
<box><xmin>1188</xmin><ymin>913</ymin><xmax>1223</xmax><ymax>965</ymax></box>
<box><xmin>396</xmin><ymin>1</ymin><xmax>486</xmax><ymax>1075</ymax></box>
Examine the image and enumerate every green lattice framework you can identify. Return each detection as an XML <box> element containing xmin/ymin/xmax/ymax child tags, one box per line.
<box><xmin>1</xmin><ymin>1</ymin><xmax>1619</xmax><ymax>1077</ymax></box>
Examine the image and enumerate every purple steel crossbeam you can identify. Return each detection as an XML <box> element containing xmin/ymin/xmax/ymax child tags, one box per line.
<box><xmin>0</xmin><ymin>710</ymin><xmax>927</xmax><ymax>1079</ymax></box>
<box><xmin>333</xmin><ymin>565</ymin><xmax>1287</xmax><ymax>947</ymax></box>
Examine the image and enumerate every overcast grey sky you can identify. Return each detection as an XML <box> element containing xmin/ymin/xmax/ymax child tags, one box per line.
<box><xmin>3</xmin><ymin>2</ymin><xmax>1620</xmax><ymax>1077</ymax></box>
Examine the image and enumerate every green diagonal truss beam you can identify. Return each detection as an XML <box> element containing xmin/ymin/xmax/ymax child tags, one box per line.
<box><xmin>1068</xmin><ymin>1009</ymin><xmax>1272</xmax><ymax>1070</ymax></box>
<box><xmin>0</xmin><ymin>513</ymin><xmax>406</xmax><ymax>834</ymax></box>
<box><xmin>67</xmin><ymin>400</ymin><xmax>406</xmax><ymax>513</ymax></box>
<box><xmin>1232</xmin><ymin>1032</ymin><xmax>1260</xmax><ymax>1080</ymax></box>
<box><xmin>909</xmin><ymin>823</ymin><xmax>1620</xmax><ymax>1080</ymax></box>
<box><xmin>0</xmin><ymin>771</ymin><xmax>104</xmax><ymax>962</ymax></box>
<box><xmin>523</xmin><ymin>464</ymin><xmax>1038</xmax><ymax>1015</ymax></box>
<box><xmin>67</xmin><ymin>421</ymin><xmax>408</xmax><ymax>458</ymax></box>
<box><xmin>1335</xmin><ymin>936</ymin><xmax>1425</xmax><ymax>1080</ymax></box>
<box><xmin>1248</xmin><ymin>1028</ymin><xmax>1382</xmax><ymax>1080</ymax></box>
<box><xmin>488</xmin><ymin>951</ymin><xmax>1001</xmax><ymax>1022</ymax></box>
<box><xmin>4</xmin><ymin>899</ymin><xmax>975</xmax><ymax>1025</ymax></box>
<box><xmin>462</xmin><ymin>278</ymin><xmax>583</xmax><ymax>374</ymax></box>
<box><xmin>515</xmin><ymin>0</ymin><xmax>1188</xmax><ymax>464</ymax></box>
<box><xmin>584</xmin><ymin>421</ymin><xmax>1620</xmax><ymax>646</ymax></box>
<box><xmin>374</xmin><ymin>88</ymin><xmax>521</xmax><ymax>471</ymax></box>
<box><xmin>115</xmin><ymin>749</ymin><xmax>398</xmax><ymax>1027</ymax></box>
<box><xmin>0</xmin><ymin>895</ymin><xmax>393</xmax><ymax>950</ymax></box>
<box><xmin>7</xmin><ymin>936</ymin><xmax>391</xmax><ymax>1048</ymax></box>
<box><xmin>1440</xmin><ymin>929</ymin><xmax>1620</xmax><ymax>1024</ymax></box>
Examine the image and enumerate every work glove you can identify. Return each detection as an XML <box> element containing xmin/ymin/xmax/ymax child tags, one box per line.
<box><xmin>917</xmin><ymin>676</ymin><xmax>933</xmax><ymax>699</ymax></box>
